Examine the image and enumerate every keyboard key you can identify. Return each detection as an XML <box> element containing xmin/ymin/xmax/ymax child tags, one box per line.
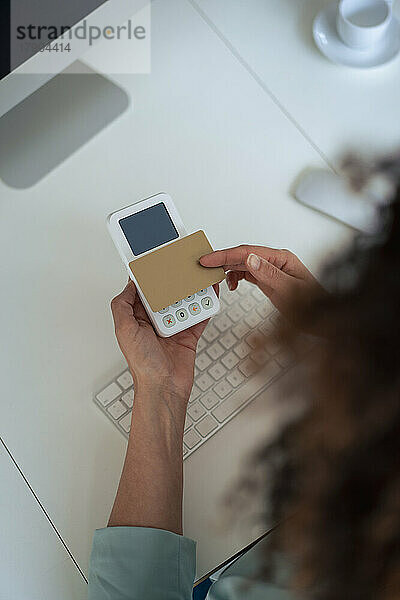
<box><xmin>269</xmin><ymin>313</ymin><xmax>281</xmax><ymax>327</ymax></box>
<box><xmin>119</xmin><ymin>413</ymin><xmax>132</xmax><ymax>433</ymax></box>
<box><xmin>212</xmin><ymin>394</ymin><xmax>248</xmax><ymax>423</ymax></box>
<box><xmin>232</xmin><ymin>321</ymin><xmax>250</xmax><ymax>339</ymax></box>
<box><xmin>96</xmin><ymin>382</ymin><xmax>122</xmax><ymax>406</ymax></box>
<box><xmin>228</xmin><ymin>305</ymin><xmax>244</xmax><ymax>322</ymax></box>
<box><xmin>196</xmin><ymin>352</ymin><xmax>212</xmax><ymax>371</ymax></box>
<box><xmin>240</xmin><ymin>296</ymin><xmax>256</xmax><ymax>311</ymax></box>
<box><xmin>221</xmin><ymin>351</ymin><xmax>240</xmax><ymax>369</ymax></box>
<box><xmin>222</xmin><ymin>291</ymin><xmax>236</xmax><ymax>305</ymax></box>
<box><xmin>237</xmin><ymin>283</ymin><xmax>248</xmax><ymax>296</ymax></box>
<box><xmin>256</xmin><ymin>302</ymin><xmax>274</xmax><ymax>319</ymax></box>
<box><xmin>197</xmin><ymin>337</ymin><xmax>207</xmax><ymax>353</ymax></box>
<box><xmin>220</xmin><ymin>331</ymin><xmax>236</xmax><ymax>350</ymax></box>
<box><xmin>202</xmin><ymin>324</ymin><xmax>219</xmax><ymax>343</ymax></box>
<box><xmin>227</xmin><ymin>368</ymin><xmax>245</xmax><ymax>388</ymax></box>
<box><xmin>234</xmin><ymin>341</ymin><xmax>251</xmax><ymax>359</ymax></box>
<box><xmin>214</xmin><ymin>379</ymin><xmax>233</xmax><ymax>399</ymax></box>
<box><xmin>212</xmin><ymin>360</ymin><xmax>281</xmax><ymax>423</ymax></box>
<box><xmin>264</xmin><ymin>359</ymin><xmax>282</xmax><ymax>378</ymax></box>
<box><xmin>184</xmin><ymin>429</ymin><xmax>201</xmax><ymax>449</ymax></box>
<box><xmin>190</xmin><ymin>385</ymin><xmax>201</xmax><ymax>402</ymax></box>
<box><xmin>188</xmin><ymin>401</ymin><xmax>206</xmax><ymax>421</ymax></box>
<box><xmin>275</xmin><ymin>350</ymin><xmax>294</xmax><ymax>368</ymax></box>
<box><xmin>219</xmin><ymin>298</ymin><xmax>228</xmax><ymax>310</ymax></box>
<box><xmin>208</xmin><ymin>362</ymin><xmax>227</xmax><ymax>381</ymax></box>
<box><xmin>252</xmin><ymin>286</ymin><xmax>266</xmax><ymax>301</ymax></box>
<box><xmin>117</xmin><ymin>370</ymin><xmax>133</xmax><ymax>389</ymax></box>
<box><xmin>246</xmin><ymin>331</ymin><xmax>265</xmax><ymax>349</ymax></box>
<box><xmin>245</xmin><ymin>310</ymin><xmax>262</xmax><ymax>328</ymax></box>
<box><xmin>197</xmin><ymin>373</ymin><xmax>214</xmax><ymax>391</ymax></box>
<box><xmin>238</xmin><ymin>358</ymin><xmax>258</xmax><ymax>377</ymax></box>
<box><xmin>195</xmin><ymin>415</ymin><xmax>219</xmax><ymax>438</ymax></box>
<box><xmin>122</xmin><ymin>389</ymin><xmax>134</xmax><ymax>408</ymax></box>
<box><xmin>207</xmin><ymin>342</ymin><xmax>224</xmax><ymax>360</ymax></box>
<box><xmin>251</xmin><ymin>348</ymin><xmax>269</xmax><ymax>366</ymax></box>
<box><xmin>215</xmin><ymin>315</ymin><xmax>232</xmax><ymax>333</ymax></box>
<box><xmin>259</xmin><ymin>321</ymin><xmax>276</xmax><ymax>337</ymax></box>
<box><xmin>265</xmin><ymin>336</ymin><xmax>283</xmax><ymax>355</ymax></box>
<box><xmin>107</xmin><ymin>400</ymin><xmax>127</xmax><ymax>420</ymax></box>
<box><xmin>197</xmin><ymin>289</ymin><xmax>208</xmax><ymax>296</ymax></box>
<box><xmin>200</xmin><ymin>390</ymin><xmax>219</xmax><ymax>410</ymax></box>
<box><xmin>184</xmin><ymin>414</ymin><xmax>193</xmax><ymax>431</ymax></box>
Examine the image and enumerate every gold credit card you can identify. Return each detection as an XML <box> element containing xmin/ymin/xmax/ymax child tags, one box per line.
<box><xmin>129</xmin><ymin>230</ymin><xmax>225</xmax><ymax>312</ymax></box>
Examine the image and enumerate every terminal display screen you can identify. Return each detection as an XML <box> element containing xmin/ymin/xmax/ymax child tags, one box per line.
<box><xmin>119</xmin><ymin>203</ymin><xmax>179</xmax><ymax>256</ymax></box>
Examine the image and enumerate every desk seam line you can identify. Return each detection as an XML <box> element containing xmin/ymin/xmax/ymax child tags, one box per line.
<box><xmin>186</xmin><ymin>0</ymin><xmax>337</xmax><ymax>173</ymax></box>
<box><xmin>0</xmin><ymin>436</ymin><xmax>88</xmax><ymax>585</ymax></box>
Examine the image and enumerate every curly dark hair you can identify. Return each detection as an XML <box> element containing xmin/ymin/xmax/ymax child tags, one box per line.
<box><xmin>241</xmin><ymin>155</ymin><xmax>400</xmax><ymax>600</ymax></box>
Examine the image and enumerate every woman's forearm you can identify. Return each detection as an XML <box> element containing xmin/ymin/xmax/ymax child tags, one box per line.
<box><xmin>108</xmin><ymin>384</ymin><xmax>187</xmax><ymax>535</ymax></box>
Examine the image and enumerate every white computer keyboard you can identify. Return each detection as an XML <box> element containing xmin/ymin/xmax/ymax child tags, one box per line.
<box><xmin>94</xmin><ymin>281</ymin><xmax>294</xmax><ymax>458</ymax></box>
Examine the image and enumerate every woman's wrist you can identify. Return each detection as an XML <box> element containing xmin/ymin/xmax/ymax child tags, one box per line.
<box><xmin>130</xmin><ymin>379</ymin><xmax>189</xmax><ymax>432</ymax></box>
<box><xmin>127</xmin><ymin>386</ymin><xmax>188</xmax><ymax>472</ymax></box>
<box><xmin>130</xmin><ymin>368</ymin><xmax>192</xmax><ymax>406</ymax></box>
<box><xmin>109</xmin><ymin>382</ymin><xmax>187</xmax><ymax>533</ymax></box>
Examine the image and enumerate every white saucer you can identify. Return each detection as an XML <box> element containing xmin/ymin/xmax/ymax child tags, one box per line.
<box><xmin>313</xmin><ymin>1</ymin><xmax>400</xmax><ymax>68</ymax></box>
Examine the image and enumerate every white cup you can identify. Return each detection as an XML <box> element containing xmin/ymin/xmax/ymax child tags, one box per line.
<box><xmin>337</xmin><ymin>0</ymin><xmax>392</xmax><ymax>50</ymax></box>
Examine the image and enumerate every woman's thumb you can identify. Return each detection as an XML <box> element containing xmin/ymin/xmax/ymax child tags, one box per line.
<box><xmin>247</xmin><ymin>253</ymin><xmax>287</xmax><ymax>296</ymax></box>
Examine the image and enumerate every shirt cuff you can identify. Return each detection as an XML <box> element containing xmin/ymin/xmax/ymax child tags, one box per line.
<box><xmin>88</xmin><ymin>526</ymin><xmax>196</xmax><ymax>600</ymax></box>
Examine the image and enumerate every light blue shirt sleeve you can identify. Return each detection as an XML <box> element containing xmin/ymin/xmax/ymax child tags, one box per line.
<box><xmin>88</xmin><ymin>527</ymin><xmax>196</xmax><ymax>600</ymax></box>
<box><xmin>88</xmin><ymin>526</ymin><xmax>294</xmax><ymax>600</ymax></box>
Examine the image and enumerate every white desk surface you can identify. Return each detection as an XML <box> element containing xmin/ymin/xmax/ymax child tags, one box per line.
<box><xmin>0</xmin><ymin>441</ymin><xmax>87</xmax><ymax>600</ymax></box>
<box><xmin>1</xmin><ymin>0</ymin><xmax>395</xmax><ymax>591</ymax></box>
<box><xmin>194</xmin><ymin>0</ymin><xmax>400</xmax><ymax>163</ymax></box>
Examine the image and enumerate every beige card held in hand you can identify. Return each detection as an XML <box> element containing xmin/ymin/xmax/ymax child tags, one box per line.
<box><xmin>129</xmin><ymin>230</ymin><xmax>225</xmax><ymax>312</ymax></box>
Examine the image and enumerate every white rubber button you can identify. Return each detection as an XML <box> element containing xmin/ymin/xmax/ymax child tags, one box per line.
<box><xmin>201</xmin><ymin>296</ymin><xmax>214</xmax><ymax>310</ymax></box>
<box><xmin>163</xmin><ymin>314</ymin><xmax>176</xmax><ymax>328</ymax></box>
<box><xmin>176</xmin><ymin>308</ymin><xmax>189</xmax><ymax>321</ymax></box>
<box><xmin>188</xmin><ymin>302</ymin><xmax>201</xmax><ymax>316</ymax></box>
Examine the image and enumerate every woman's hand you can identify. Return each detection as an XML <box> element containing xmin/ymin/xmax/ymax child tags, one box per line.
<box><xmin>111</xmin><ymin>281</ymin><xmax>212</xmax><ymax>402</ymax></box>
<box><xmin>200</xmin><ymin>245</ymin><xmax>324</xmax><ymax>321</ymax></box>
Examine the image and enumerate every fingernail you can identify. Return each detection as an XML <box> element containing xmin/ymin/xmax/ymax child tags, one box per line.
<box><xmin>248</xmin><ymin>253</ymin><xmax>260</xmax><ymax>271</ymax></box>
<box><xmin>227</xmin><ymin>277</ymin><xmax>233</xmax><ymax>291</ymax></box>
